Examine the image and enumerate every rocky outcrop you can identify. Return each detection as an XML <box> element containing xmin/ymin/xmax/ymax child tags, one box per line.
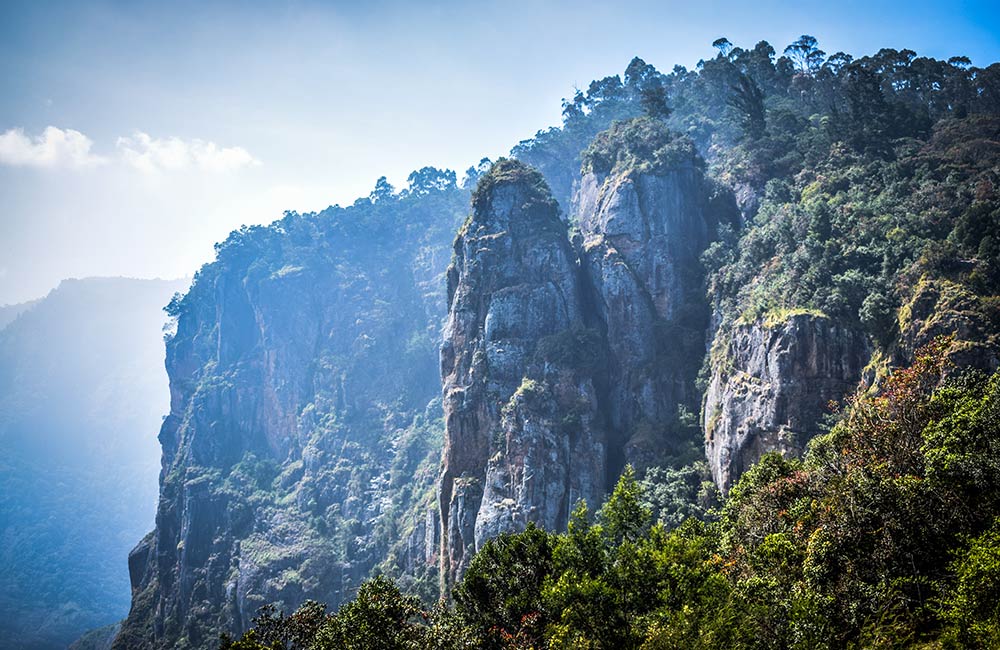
<box><xmin>439</xmin><ymin>160</ymin><xmax>607</xmax><ymax>586</ymax></box>
<box><xmin>703</xmin><ymin>313</ymin><xmax>871</xmax><ymax>493</ymax></box>
<box><xmin>895</xmin><ymin>277</ymin><xmax>1000</xmax><ymax>373</ymax></box>
<box><xmin>476</xmin><ymin>330</ymin><xmax>607</xmax><ymax>546</ymax></box>
<box><xmin>114</xmin><ymin>180</ymin><xmax>468</xmax><ymax>649</ymax></box>
<box><xmin>437</xmin><ymin>121</ymin><xmax>732</xmax><ymax>584</ymax></box>
<box><xmin>576</xmin><ymin>164</ymin><xmax>712</xmax><ymax>465</ymax></box>
<box><xmin>107</xmin><ymin>82</ymin><xmax>1000</xmax><ymax>650</ymax></box>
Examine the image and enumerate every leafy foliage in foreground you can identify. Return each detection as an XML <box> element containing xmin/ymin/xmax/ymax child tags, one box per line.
<box><xmin>223</xmin><ymin>341</ymin><xmax>1000</xmax><ymax>649</ymax></box>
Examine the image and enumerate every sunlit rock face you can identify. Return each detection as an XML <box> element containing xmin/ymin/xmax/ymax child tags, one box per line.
<box><xmin>119</xmin><ymin>126</ymin><xmax>737</xmax><ymax>645</ymax></box>
<box><xmin>437</xmin><ymin>135</ymin><xmax>732</xmax><ymax>584</ymax></box>
<box><xmin>703</xmin><ymin>314</ymin><xmax>871</xmax><ymax>493</ymax></box>
<box><xmin>439</xmin><ymin>159</ymin><xmax>606</xmax><ymax>586</ymax></box>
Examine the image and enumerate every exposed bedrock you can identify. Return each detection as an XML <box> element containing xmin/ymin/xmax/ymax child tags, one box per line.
<box><xmin>575</xmin><ymin>165</ymin><xmax>713</xmax><ymax>466</ymax></box>
<box><xmin>703</xmin><ymin>313</ymin><xmax>871</xmax><ymax>493</ymax></box>
<box><xmin>438</xmin><ymin>160</ymin><xmax>606</xmax><ymax>586</ymax></box>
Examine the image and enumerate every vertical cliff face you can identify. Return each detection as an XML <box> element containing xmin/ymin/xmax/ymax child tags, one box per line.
<box><xmin>437</xmin><ymin>121</ymin><xmax>730</xmax><ymax>584</ymax></box>
<box><xmin>575</xmin><ymin>164</ymin><xmax>712</xmax><ymax>467</ymax></box>
<box><xmin>438</xmin><ymin>160</ymin><xmax>606</xmax><ymax>585</ymax></box>
<box><xmin>116</xmin><ymin>120</ymin><xmax>898</xmax><ymax>646</ymax></box>
<box><xmin>114</xmin><ymin>182</ymin><xmax>467</xmax><ymax>649</ymax></box>
<box><xmin>703</xmin><ymin>313</ymin><xmax>871</xmax><ymax>493</ymax></box>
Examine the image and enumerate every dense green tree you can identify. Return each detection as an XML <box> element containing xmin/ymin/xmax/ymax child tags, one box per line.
<box><xmin>452</xmin><ymin>524</ymin><xmax>555</xmax><ymax>649</ymax></box>
<box><xmin>728</xmin><ymin>72</ymin><xmax>766</xmax><ymax>138</ymax></box>
<box><xmin>599</xmin><ymin>465</ymin><xmax>651</xmax><ymax>547</ymax></box>
<box><xmin>314</xmin><ymin>577</ymin><xmax>425</xmax><ymax>649</ymax></box>
<box><xmin>226</xmin><ymin>349</ymin><xmax>1000</xmax><ymax>648</ymax></box>
<box><xmin>941</xmin><ymin>519</ymin><xmax>1000</xmax><ymax>648</ymax></box>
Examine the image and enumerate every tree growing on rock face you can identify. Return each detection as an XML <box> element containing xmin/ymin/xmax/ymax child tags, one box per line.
<box><xmin>219</xmin><ymin>600</ymin><xmax>328</xmax><ymax>650</ymax></box>
<box><xmin>461</xmin><ymin>157</ymin><xmax>493</xmax><ymax>190</ymax></box>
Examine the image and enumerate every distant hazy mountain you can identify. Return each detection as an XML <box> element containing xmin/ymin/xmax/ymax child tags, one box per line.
<box><xmin>0</xmin><ymin>277</ymin><xmax>188</xmax><ymax>650</ymax></box>
<box><xmin>0</xmin><ymin>298</ymin><xmax>39</xmax><ymax>331</ymax></box>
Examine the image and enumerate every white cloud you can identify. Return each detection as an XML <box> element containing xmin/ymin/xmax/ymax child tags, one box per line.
<box><xmin>0</xmin><ymin>127</ymin><xmax>259</xmax><ymax>174</ymax></box>
<box><xmin>0</xmin><ymin>126</ymin><xmax>106</xmax><ymax>168</ymax></box>
<box><xmin>116</xmin><ymin>132</ymin><xmax>260</xmax><ymax>173</ymax></box>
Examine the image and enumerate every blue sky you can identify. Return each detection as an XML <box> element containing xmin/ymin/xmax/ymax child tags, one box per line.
<box><xmin>1</xmin><ymin>0</ymin><xmax>998</xmax><ymax>305</ymax></box>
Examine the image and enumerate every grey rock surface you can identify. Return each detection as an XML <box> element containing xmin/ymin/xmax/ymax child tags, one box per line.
<box><xmin>576</xmin><ymin>167</ymin><xmax>711</xmax><ymax>464</ymax></box>
<box><xmin>703</xmin><ymin>314</ymin><xmax>870</xmax><ymax>493</ymax></box>
<box><xmin>439</xmin><ymin>161</ymin><xmax>606</xmax><ymax>586</ymax></box>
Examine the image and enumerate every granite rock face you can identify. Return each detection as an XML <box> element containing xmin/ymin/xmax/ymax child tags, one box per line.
<box><xmin>703</xmin><ymin>314</ymin><xmax>871</xmax><ymax>493</ymax></box>
<box><xmin>575</xmin><ymin>166</ymin><xmax>712</xmax><ymax>464</ymax></box>
<box><xmin>114</xmin><ymin>185</ymin><xmax>468</xmax><ymax>649</ymax></box>
<box><xmin>475</xmin><ymin>357</ymin><xmax>607</xmax><ymax>548</ymax></box>
<box><xmin>438</xmin><ymin>160</ymin><xmax>606</xmax><ymax>586</ymax></box>
<box><xmin>437</xmin><ymin>134</ymin><xmax>728</xmax><ymax>584</ymax></box>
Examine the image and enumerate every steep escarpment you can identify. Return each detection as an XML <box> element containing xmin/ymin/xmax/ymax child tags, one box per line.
<box><xmin>114</xmin><ymin>174</ymin><xmax>467</xmax><ymax>649</ymax></box>
<box><xmin>575</xmin><ymin>118</ymin><xmax>731</xmax><ymax>470</ymax></box>
<box><xmin>438</xmin><ymin>160</ymin><xmax>606</xmax><ymax>585</ymax></box>
<box><xmin>703</xmin><ymin>115</ymin><xmax>1000</xmax><ymax>491</ymax></box>
<box><xmin>116</xmin><ymin>45</ymin><xmax>1000</xmax><ymax>649</ymax></box>
<box><xmin>702</xmin><ymin>313</ymin><xmax>870</xmax><ymax>492</ymax></box>
<box><xmin>439</xmin><ymin>122</ymin><xmax>730</xmax><ymax>584</ymax></box>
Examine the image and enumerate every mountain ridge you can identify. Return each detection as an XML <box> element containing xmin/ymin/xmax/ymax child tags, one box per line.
<box><xmin>113</xmin><ymin>39</ymin><xmax>1000</xmax><ymax>648</ymax></box>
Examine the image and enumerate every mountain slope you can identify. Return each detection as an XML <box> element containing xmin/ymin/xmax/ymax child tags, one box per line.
<box><xmin>116</xmin><ymin>39</ymin><xmax>1000</xmax><ymax>649</ymax></box>
<box><xmin>113</xmin><ymin>175</ymin><xmax>468</xmax><ymax>649</ymax></box>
